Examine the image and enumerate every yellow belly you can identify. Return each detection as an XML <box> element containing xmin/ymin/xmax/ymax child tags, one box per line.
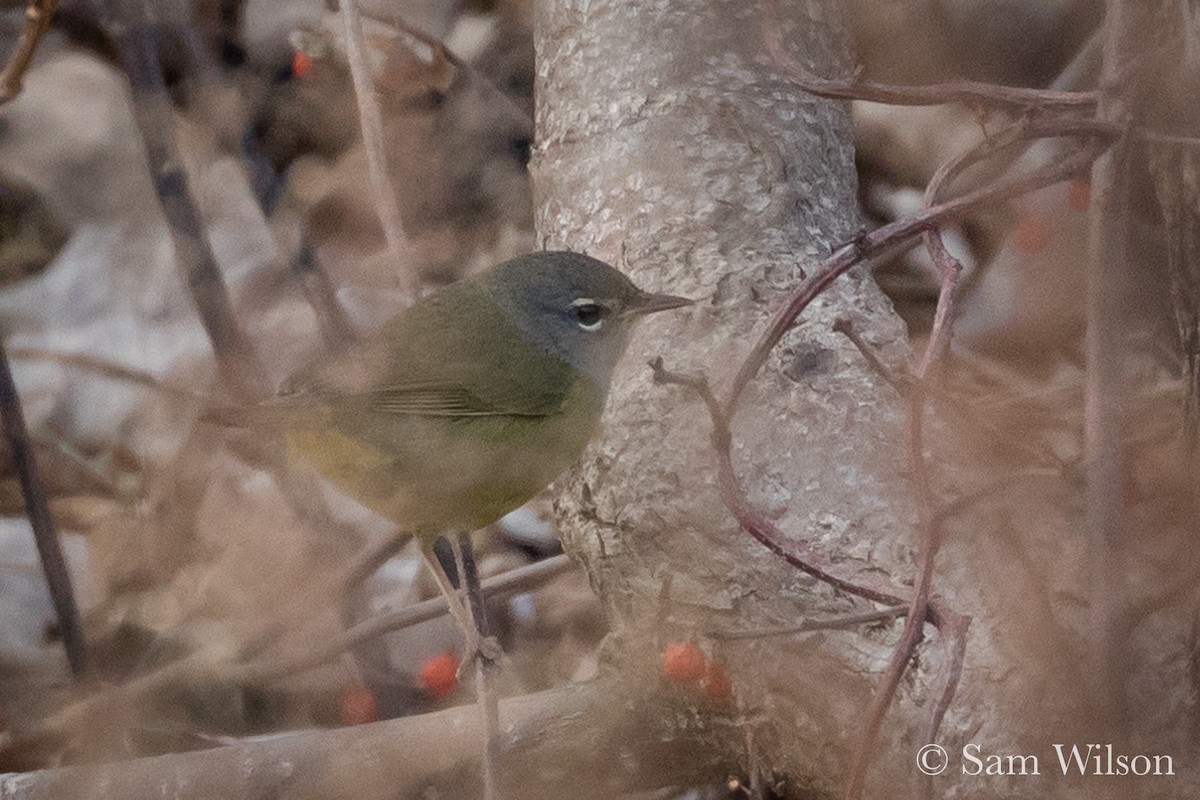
<box><xmin>284</xmin><ymin>380</ymin><xmax>602</xmax><ymax>538</ymax></box>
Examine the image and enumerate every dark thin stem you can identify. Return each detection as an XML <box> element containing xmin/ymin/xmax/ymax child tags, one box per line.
<box><xmin>831</xmin><ymin>318</ymin><xmax>909</xmax><ymax>394</ymax></box>
<box><xmin>845</xmin><ymin>111</ymin><xmax>1065</xmax><ymax>800</ymax></box>
<box><xmin>650</xmin><ymin>358</ymin><xmax>907</xmax><ymax>607</ymax></box>
<box><xmin>294</xmin><ymin>241</ymin><xmax>357</xmax><ymax>348</ymax></box>
<box><xmin>107</xmin><ymin>0</ymin><xmax>268</xmax><ymax>400</ymax></box>
<box><xmin>0</xmin><ymin>343</ymin><xmax>85</xmax><ymax>675</ymax></box>
<box><xmin>456</xmin><ymin>532</ymin><xmax>493</xmax><ymax>643</ymax></box>
<box><xmin>726</xmin><ymin>143</ymin><xmax>1106</xmax><ymax>415</ymax></box>
<box><xmin>921</xmin><ymin>610</ymin><xmax>970</xmax><ymax>799</ymax></box>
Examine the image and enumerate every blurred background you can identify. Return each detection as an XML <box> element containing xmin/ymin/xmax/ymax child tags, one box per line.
<box><xmin>1</xmin><ymin>0</ymin><xmax>1193</xmax><ymax>797</ymax></box>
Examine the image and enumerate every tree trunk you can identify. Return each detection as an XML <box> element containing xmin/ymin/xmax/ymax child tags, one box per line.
<box><xmin>533</xmin><ymin>0</ymin><xmax>930</xmax><ymax>793</ymax></box>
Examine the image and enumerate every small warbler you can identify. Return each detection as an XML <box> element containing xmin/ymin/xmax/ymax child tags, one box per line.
<box><xmin>219</xmin><ymin>251</ymin><xmax>690</xmax><ymax>544</ymax></box>
<box><xmin>212</xmin><ymin>251</ymin><xmax>689</xmax><ymax>651</ymax></box>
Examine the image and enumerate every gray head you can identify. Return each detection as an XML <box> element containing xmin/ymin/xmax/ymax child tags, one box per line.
<box><xmin>485</xmin><ymin>251</ymin><xmax>691</xmax><ymax>386</ymax></box>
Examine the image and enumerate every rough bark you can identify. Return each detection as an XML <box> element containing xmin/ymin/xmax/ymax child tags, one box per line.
<box><xmin>533</xmin><ymin>0</ymin><xmax>927</xmax><ymax>793</ymax></box>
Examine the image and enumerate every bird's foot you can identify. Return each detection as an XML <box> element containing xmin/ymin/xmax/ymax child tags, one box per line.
<box><xmin>458</xmin><ymin>634</ymin><xmax>504</xmax><ymax>679</ymax></box>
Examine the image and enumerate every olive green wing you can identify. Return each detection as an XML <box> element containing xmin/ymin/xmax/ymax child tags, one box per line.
<box><xmin>365</xmin><ymin>380</ymin><xmax>567</xmax><ymax>417</ymax></box>
<box><xmin>283</xmin><ymin>282</ymin><xmax>576</xmax><ymax>419</ymax></box>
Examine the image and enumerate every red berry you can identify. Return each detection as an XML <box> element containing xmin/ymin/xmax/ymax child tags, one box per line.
<box><xmin>662</xmin><ymin>642</ymin><xmax>706</xmax><ymax>683</ymax></box>
<box><xmin>292</xmin><ymin>50</ymin><xmax>314</xmax><ymax>78</ymax></box>
<box><xmin>1068</xmin><ymin>179</ymin><xmax>1091</xmax><ymax>212</ymax></box>
<box><xmin>701</xmin><ymin>663</ymin><xmax>732</xmax><ymax>704</ymax></box>
<box><xmin>1013</xmin><ymin>213</ymin><xmax>1050</xmax><ymax>254</ymax></box>
<box><xmin>420</xmin><ymin>653</ymin><xmax>460</xmax><ymax>699</ymax></box>
<box><xmin>340</xmin><ymin>685</ymin><xmax>378</xmax><ymax>726</ymax></box>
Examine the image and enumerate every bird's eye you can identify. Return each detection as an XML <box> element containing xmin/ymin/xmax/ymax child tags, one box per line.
<box><xmin>570</xmin><ymin>298</ymin><xmax>605</xmax><ymax>331</ymax></box>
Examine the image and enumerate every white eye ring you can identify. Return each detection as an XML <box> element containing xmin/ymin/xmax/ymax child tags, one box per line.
<box><xmin>571</xmin><ymin>297</ymin><xmax>605</xmax><ymax>331</ymax></box>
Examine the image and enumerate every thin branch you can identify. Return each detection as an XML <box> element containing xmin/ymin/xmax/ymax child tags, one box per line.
<box><xmin>8</xmin><ymin>346</ymin><xmax>206</xmax><ymax>404</ymax></box>
<box><xmin>4</xmin><ymin>553</ymin><xmax>576</xmax><ymax>764</ymax></box>
<box><xmin>106</xmin><ymin>0</ymin><xmax>268</xmax><ymax>400</ymax></box>
<box><xmin>650</xmin><ymin>358</ymin><xmax>908</xmax><ymax>608</ymax></box>
<box><xmin>237</xmin><ymin>554</ymin><xmax>574</xmax><ymax>685</ymax></box>
<box><xmin>921</xmin><ymin>610</ymin><xmax>970</xmax><ymax>800</ymax></box>
<box><xmin>0</xmin><ymin>0</ymin><xmax>58</xmax><ymax>103</ymax></box>
<box><xmin>831</xmin><ymin>318</ymin><xmax>909</xmax><ymax>394</ymax></box>
<box><xmin>844</xmin><ymin>112</ymin><xmax>1043</xmax><ymax>800</ymax></box>
<box><xmin>708</xmin><ymin>605</ymin><xmax>908</xmax><ymax>641</ymax></box>
<box><xmin>725</xmin><ymin>141</ymin><xmax>1107</xmax><ymax>416</ymax></box>
<box><xmin>0</xmin><ymin>342</ymin><xmax>85</xmax><ymax>675</ymax></box>
<box><xmin>294</xmin><ymin>240</ymin><xmax>358</xmax><ymax>348</ymax></box>
<box><xmin>338</xmin><ymin>0</ymin><xmax>421</xmax><ymax>304</ymax></box>
<box><xmin>762</xmin><ymin>0</ymin><xmax>1097</xmax><ymax>112</ymax></box>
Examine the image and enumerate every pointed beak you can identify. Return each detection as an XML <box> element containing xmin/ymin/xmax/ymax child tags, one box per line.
<box><xmin>630</xmin><ymin>291</ymin><xmax>693</xmax><ymax>316</ymax></box>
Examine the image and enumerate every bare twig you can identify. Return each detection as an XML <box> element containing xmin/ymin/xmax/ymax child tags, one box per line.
<box><xmin>921</xmin><ymin>609</ymin><xmax>970</xmax><ymax>800</ymax></box>
<box><xmin>831</xmin><ymin>318</ymin><xmax>909</xmax><ymax>394</ymax></box>
<box><xmin>843</xmin><ymin>111</ymin><xmax>1085</xmax><ymax>800</ymax></box>
<box><xmin>726</xmin><ymin>144</ymin><xmax>1106</xmax><ymax>416</ymax></box>
<box><xmin>762</xmin><ymin>0</ymin><xmax>1096</xmax><ymax>112</ymax></box>
<box><xmin>106</xmin><ymin>0</ymin><xmax>268</xmax><ymax>400</ymax></box>
<box><xmin>238</xmin><ymin>554</ymin><xmax>573</xmax><ymax>685</ymax></box>
<box><xmin>294</xmin><ymin>241</ymin><xmax>358</xmax><ymax>348</ymax></box>
<box><xmin>650</xmin><ymin>358</ymin><xmax>907</xmax><ymax>607</ymax></box>
<box><xmin>658</xmin><ymin>56</ymin><xmax>1110</xmax><ymax>797</ymax></box>
<box><xmin>0</xmin><ymin>0</ymin><xmax>58</xmax><ymax>103</ymax></box>
<box><xmin>8</xmin><ymin>346</ymin><xmax>206</xmax><ymax>404</ymax></box>
<box><xmin>708</xmin><ymin>605</ymin><xmax>908</xmax><ymax>641</ymax></box>
<box><xmin>0</xmin><ymin>342</ymin><xmax>85</xmax><ymax>675</ymax></box>
<box><xmin>338</xmin><ymin>0</ymin><xmax>421</xmax><ymax>304</ymax></box>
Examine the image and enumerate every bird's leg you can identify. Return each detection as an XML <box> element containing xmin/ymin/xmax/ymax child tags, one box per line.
<box><xmin>451</xmin><ymin>532</ymin><xmax>503</xmax><ymax>665</ymax></box>
<box><xmin>419</xmin><ymin>538</ymin><xmax>502</xmax><ymax>666</ymax></box>
<box><xmin>419</xmin><ymin>542</ymin><xmax>477</xmax><ymax>651</ymax></box>
<box><xmin>422</xmin><ymin>536</ymin><xmax>503</xmax><ymax>800</ymax></box>
<box><xmin>452</xmin><ymin>532</ymin><xmax>502</xmax><ymax>800</ymax></box>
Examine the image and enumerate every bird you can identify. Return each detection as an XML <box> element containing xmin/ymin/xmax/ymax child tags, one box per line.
<box><xmin>210</xmin><ymin>250</ymin><xmax>691</xmax><ymax>656</ymax></box>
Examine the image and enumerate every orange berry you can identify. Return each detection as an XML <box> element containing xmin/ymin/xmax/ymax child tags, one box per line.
<box><xmin>662</xmin><ymin>642</ymin><xmax>706</xmax><ymax>683</ymax></box>
<box><xmin>1013</xmin><ymin>213</ymin><xmax>1050</xmax><ymax>254</ymax></box>
<box><xmin>1068</xmin><ymin>179</ymin><xmax>1091</xmax><ymax>212</ymax></box>
<box><xmin>420</xmin><ymin>653</ymin><xmax>460</xmax><ymax>700</ymax></box>
<box><xmin>340</xmin><ymin>685</ymin><xmax>378</xmax><ymax>726</ymax></box>
<box><xmin>292</xmin><ymin>50</ymin><xmax>314</xmax><ymax>78</ymax></box>
<box><xmin>701</xmin><ymin>663</ymin><xmax>732</xmax><ymax>703</ymax></box>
